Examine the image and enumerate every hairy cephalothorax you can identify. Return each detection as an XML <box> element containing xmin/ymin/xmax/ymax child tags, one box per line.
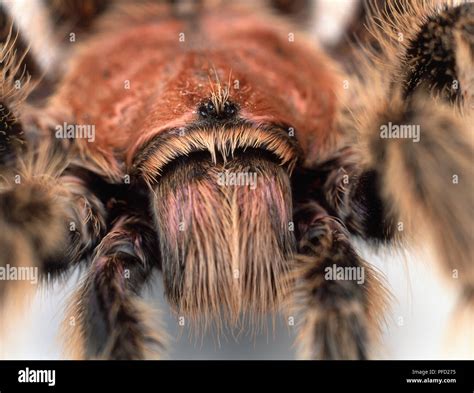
<box><xmin>0</xmin><ymin>0</ymin><xmax>472</xmax><ymax>360</ymax></box>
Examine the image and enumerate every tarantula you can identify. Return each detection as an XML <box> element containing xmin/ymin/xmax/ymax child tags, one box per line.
<box><xmin>0</xmin><ymin>0</ymin><xmax>472</xmax><ymax>360</ymax></box>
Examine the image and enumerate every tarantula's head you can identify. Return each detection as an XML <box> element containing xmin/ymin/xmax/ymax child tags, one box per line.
<box><xmin>99</xmin><ymin>23</ymin><xmax>338</xmax><ymax>330</ymax></box>
<box><xmin>52</xmin><ymin>9</ymin><xmax>340</xmax><ymax>331</ymax></box>
<box><xmin>132</xmin><ymin>87</ymin><xmax>300</xmax><ymax>330</ymax></box>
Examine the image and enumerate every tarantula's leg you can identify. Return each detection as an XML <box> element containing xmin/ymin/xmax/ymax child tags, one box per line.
<box><xmin>360</xmin><ymin>94</ymin><xmax>473</xmax><ymax>300</ymax></box>
<box><xmin>64</xmin><ymin>213</ymin><xmax>165</xmax><ymax>360</ymax></box>
<box><xmin>291</xmin><ymin>202</ymin><xmax>388</xmax><ymax>360</ymax></box>
<box><xmin>345</xmin><ymin>2</ymin><xmax>474</xmax><ymax>303</ymax></box>
<box><xmin>0</xmin><ymin>9</ymin><xmax>34</xmax><ymax>168</ymax></box>
<box><xmin>0</xmin><ymin>94</ymin><xmax>25</xmax><ymax>168</ymax></box>
<box><xmin>0</xmin><ymin>9</ymin><xmax>105</xmax><ymax>326</ymax></box>
<box><xmin>0</xmin><ymin>151</ymin><xmax>107</xmax><ymax>314</ymax></box>
<box><xmin>293</xmin><ymin>212</ymin><xmax>388</xmax><ymax>360</ymax></box>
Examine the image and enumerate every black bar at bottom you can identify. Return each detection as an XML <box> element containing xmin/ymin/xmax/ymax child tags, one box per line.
<box><xmin>0</xmin><ymin>360</ymin><xmax>472</xmax><ymax>392</ymax></box>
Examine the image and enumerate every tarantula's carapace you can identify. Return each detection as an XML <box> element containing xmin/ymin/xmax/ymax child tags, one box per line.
<box><xmin>52</xmin><ymin>7</ymin><xmax>341</xmax><ymax>171</ymax></box>
<box><xmin>0</xmin><ymin>0</ymin><xmax>472</xmax><ymax>360</ymax></box>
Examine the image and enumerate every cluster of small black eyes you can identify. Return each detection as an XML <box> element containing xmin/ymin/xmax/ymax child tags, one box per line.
<box><xmin>198</xmin><ymin>100</ymin><xmax>238</xmax><ymax>120</ymax></box>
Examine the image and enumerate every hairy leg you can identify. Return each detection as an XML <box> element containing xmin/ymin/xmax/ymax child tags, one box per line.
<box><xmin>0</xmin><ymin>151</ymin><xmax>107</xmax><ymax>314</ymax></box>
<box><xmin>0</xmin><ymin>13</ymin><xmax>109</xmax><ymax>356</ymax></box>
<box><xmin>64</xmin><ymin>212</ymin><xmax>165</xmax><ymax>360</ymax></box>
<box><xmin>291</xmin><ymin>202</ymin><xmax>388</xmax><ymax>360</ymax></box>
<box><xmin>0</xmin><ymin>8</ymin><xmax>32</xmax><ymax>168</ymax></box>
<box><xmin>346</xmin><ymin>1</ymin><xmax>474</xmax><ymax>302</ymax></box>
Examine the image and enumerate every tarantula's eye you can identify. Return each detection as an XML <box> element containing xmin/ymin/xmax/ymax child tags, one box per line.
<box><xmin>197</xmin><ymin>99</ymin><xmax>238</xmax><ymax>121</ymax></box>
<box><xmin>198</xmin><ymin>101</ymin><xmax>216</xmax><ymax>118</ymax></box>
<box><xmin>223</xmin><ymin>101</ymin><xmax>237</xmax><ymax>117</ymax></box>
